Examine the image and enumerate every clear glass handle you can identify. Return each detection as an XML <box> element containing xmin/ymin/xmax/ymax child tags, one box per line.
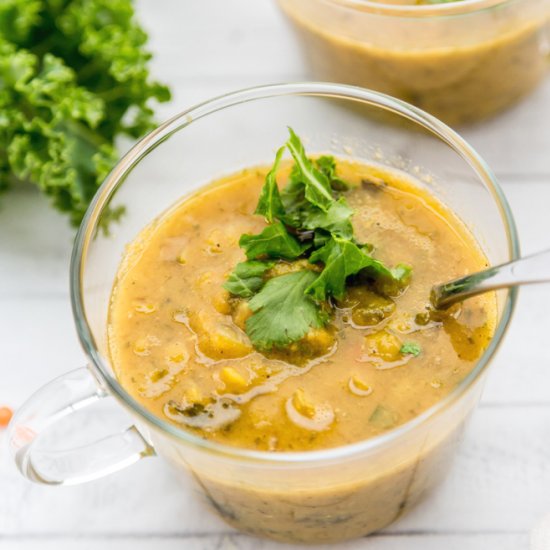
<box><xmin>7</xmin><ymin>366</ymin><xmax>155</xmax><ymax>485</ymax></box>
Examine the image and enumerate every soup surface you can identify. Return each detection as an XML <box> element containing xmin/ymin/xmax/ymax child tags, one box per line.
<box><xmin>109</xmin><ymin>156</ymin><xmax>495</xmax><ymax>452</ymax></box>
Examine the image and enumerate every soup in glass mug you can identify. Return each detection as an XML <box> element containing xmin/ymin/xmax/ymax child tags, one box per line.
<box><xmin>8</xmin><ymin>84</ymin><xmax>517</xmax><ymax>543</ymax></box>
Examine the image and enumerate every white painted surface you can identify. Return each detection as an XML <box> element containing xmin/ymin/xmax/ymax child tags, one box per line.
<box><xmin>1</xmin><ymin>1</ymin><xmax>550</xmax><ymax>549</ymax></box>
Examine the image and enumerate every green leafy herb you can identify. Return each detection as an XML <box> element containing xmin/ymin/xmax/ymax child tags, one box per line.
<box><xmin>363</xmin><ymin>261</ymin><xmax>412</xmax><ymax>297</ymax></box>
<box><xmin>224</xmin><ymin>128</ymin><xmax>412</xmax><ymax>351</ymax></box>
<box><xmin>0</xmin><ymin>0</ymin><xmax>170</xmax><ymax>225</ymax></box>
<box><xmin>254</xmin><ymin>146</ymin><xmax>286</xmax><ymax>223</ymax></box>
<box><xmin>246</xmin><ymin>271</ymin><xmax>327</xmax><ymax>350</ymax></box>
<box><xmin>223</xmin><ymin>260</ymin><xmax>274</xmax><ymax>298</ymax></box>
<box><xmin>307</xmin><ymin>236</ymin><xmax>375</xmax><ymax>301</ymax></box>
<box><xmin>286</xmin><ymin>127</ymin><xmax>333</xmax><ymax>212</ymax></box>
<box><xmin>400</xmin><ymin>342</ymin><xmax>422</xmax><ymax>357</ymax></box>
<box><xmin>239</xmin><ymin>221</ymin><xmax>310</xmax><ymax>260</ymax></box>
<box><xmin>299</xmin><ymin>198</ymin><xmax>354</xmax><ymax>240</ymax></box>
<box><xmin>315</xmin><ymin>155</ymin><xmax>349</xmax><ymax>191</ymax></box>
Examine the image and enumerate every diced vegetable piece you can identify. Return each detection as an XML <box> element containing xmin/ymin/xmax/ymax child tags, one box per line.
<box><xmin>337</xmin><ymin>286</ymin><xmax>396</xmax><ymax>327</ymax></box>
<box><xmin>364</xmin><ymin>330</ymin><xmax>402</xmax><ymax>362</ymax></box>
<box><xmin>369</xmin><ymin>405</ymin><xmax>399</xmax><ymax>430</ymax></box>
<box><xmin>272</xmin><ymin>325</ymin><xmax>336</xmax><ymax>365</ymax></box>
<box><xmin>200</xmin><ymin>324</ymin><xmax>252</xmax><ymax>360</ymax></box>
<box><xmin>302</xmin><ymin>327</ymin><xmax>336</xmax><ymax>354</ymax></box>
<box><xmin>304</xmin><ymin>328</ymin><xmax>335</xmax><ymax>352</ymax></box>
<box><xmin>189</xmin><ymin>312</ymin><xmax>252</xmax><ymax>360</ymax></box>
<box><xmin>219</xmin><ymin>367</ymin><xmax>249</xmax><ymax>394</ymax></box>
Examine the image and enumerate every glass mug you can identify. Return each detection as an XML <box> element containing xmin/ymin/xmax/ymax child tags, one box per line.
<box><xmin>8</xmin><ymin>83</ymin><xmax>518</xmax><ymax>544</ymax></box>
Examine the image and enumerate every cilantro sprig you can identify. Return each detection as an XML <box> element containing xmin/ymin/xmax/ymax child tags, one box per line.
<box><xmin>246</xmin><ymin>271</ymin><xmax>328</xmax><ymax>349</ymax></box>
<box><xmin>224</xmin><ymin>128</ymin><xmax>412</xmax><ymax>351</ymax></box>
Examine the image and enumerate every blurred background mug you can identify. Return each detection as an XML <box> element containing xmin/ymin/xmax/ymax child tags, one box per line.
<box><xmin>278</xmin><ymin>0</ymin><xmax>550</xmax><ymax>125</ymax></box>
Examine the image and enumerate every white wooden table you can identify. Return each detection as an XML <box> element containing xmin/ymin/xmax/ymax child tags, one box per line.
<box><xmin>1</xmin><ymin>2</ymin><xmax>550</xmax><ymax>549</ymax></box>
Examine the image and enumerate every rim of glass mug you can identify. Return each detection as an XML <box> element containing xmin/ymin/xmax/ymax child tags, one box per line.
<box><xmin>71</xmin><ymin>82</ymin><xmax>519</xmax><ymax>465</ymax></box>
<box><xmin>325</xmin><ymin>0</ymin><xmax>523</xmax><ymax>17</ymax></box>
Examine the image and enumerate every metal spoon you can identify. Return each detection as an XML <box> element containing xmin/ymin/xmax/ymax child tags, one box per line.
<box><xmin>431</xmin><ymin>248</ymin><xmax>550</xmax><ymax>309</ymax></box>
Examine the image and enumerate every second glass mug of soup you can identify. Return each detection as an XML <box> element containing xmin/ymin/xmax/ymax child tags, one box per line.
<box><xmin>8</xmin><ymin>83</ymin><xmax>518</xmax><ymax>544</ymax></box>
<box><xmin>278</xmin><ymin>0</ymin><xmax>550</xmax><ymax>126</ymax></box>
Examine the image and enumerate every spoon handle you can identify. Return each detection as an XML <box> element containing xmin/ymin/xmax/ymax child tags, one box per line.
<box><xmin>431</xmin><ymin>248</ymin><xmax>550</xmax><ymax>309</ymax></box>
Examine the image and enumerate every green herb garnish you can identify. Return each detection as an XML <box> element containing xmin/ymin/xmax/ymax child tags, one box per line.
<box><xmin>400</xmin><ymin>342</ymin><xmax>422</xmax><ymax>357</ymax></box>
<box><xmin>224</xmin><ymin>128</ymin><xmax>412</xmax><ymax>351</ymax></box>
<box><xmin>223</xmin><ymin>261</ymin><xmax>274</xmax><ymax>298</ymax></box>
<box><xmin>254</xmin><ymin>146</ymin><xmax>286</xmax><ymax>223</ymax></box>
<box><xmin>307</xmin><ymin>236</ymin><xmax>378</xmax><ymax>301</ymax></box>
<box><xmin>246</xmin><ymin>271</ymin><xmax>328</xmax><ymax>351</ymax></box>
<box><xmin>240</xmin><ymin>221</ymin><xmax>310</xmax><ymax>260</ymax></box>
<box><xmin>0</xmin><ymin>0</ymin><xmax>170</xmax><ymax>226</ymax></box>
<box><xmin>286</xmin><ymin>128</ymin><xmax>334</xmax><ymax>211</ymax></box>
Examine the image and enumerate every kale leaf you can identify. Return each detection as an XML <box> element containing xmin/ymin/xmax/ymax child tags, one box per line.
<box><xmin>239</xmin><ymin>221</ymin><xmax>310</xmax><ymax>260</ymax></box>
<box><xmin>306</xmin><ymin>236</ymin><xmax>378</xmax><ymax>301</ymax></box>
<box><xmin>0</xmin><ymin>0</ymin><xmax>170</xmax><ymax>225</ymax></box>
